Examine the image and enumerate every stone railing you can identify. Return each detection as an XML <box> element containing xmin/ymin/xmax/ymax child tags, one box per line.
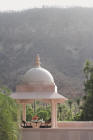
<box><xmin>57</xmin><ymin>121</ymin><xmax>93</xmax><ymax>128</ymax></box>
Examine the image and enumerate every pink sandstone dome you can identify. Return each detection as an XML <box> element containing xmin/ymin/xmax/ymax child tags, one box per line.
<box><xmin>23</xmin><ymin>55</ymin><xmax>54</xmax><ymax>85</ymax></box>
<box><xmin>23</xmin><ymin>66</ymin><xmax>54</xmax><ymax>84</ymax></box>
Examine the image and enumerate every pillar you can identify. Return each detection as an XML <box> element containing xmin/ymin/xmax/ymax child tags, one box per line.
<box><xmin>51</xmin><ymin>100</ymin><xmax>57</xmax><ymax>128</ymax></box>
<box><xmin>22</xmin><ymin>104</ymin><xmax>26</xmax><ymax>121</ymax></box>
<box><xmin>55</xmin><ymin>102</ymin><xmax>57</xmax><ymax>127</ymax></box>
<box><xmin>17</xmin><ymin>104</ymin><xmax>21</xmax><ymax>127</ymax></box>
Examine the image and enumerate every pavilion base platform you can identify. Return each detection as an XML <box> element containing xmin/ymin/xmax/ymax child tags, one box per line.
<box><xmin>21</xmin><ymin>122</ymin><xmax>93</xmax><ymax>140</ymax></box>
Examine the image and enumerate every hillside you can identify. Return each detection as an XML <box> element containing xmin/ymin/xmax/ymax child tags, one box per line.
<box><xmin>0</xmin><ymin>8</ymin><xmax>93</xmax><ymax>98</ymax></box>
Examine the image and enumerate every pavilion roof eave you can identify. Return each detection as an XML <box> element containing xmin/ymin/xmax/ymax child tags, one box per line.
<box><xmin>10</xmin><ymin>92</ymin><xmax>68</xmax><ymax>101</ymax></box>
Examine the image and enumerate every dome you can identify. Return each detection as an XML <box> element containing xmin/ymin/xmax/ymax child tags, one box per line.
<box><xmin>23</xmin><ymin>55</ymin><xmax>54</xmax><ymax>84</ymax></box>
<box><xmin>24</xmin><ymin>67</ymin><xmax>54</xmax><ymax>84</ymax></box>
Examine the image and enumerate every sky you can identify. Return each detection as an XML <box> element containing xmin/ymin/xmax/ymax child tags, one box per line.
<box><xmin>0</xmin><ymin>0</ymin><xmax>93</xmax><ymax>11</ymax></box>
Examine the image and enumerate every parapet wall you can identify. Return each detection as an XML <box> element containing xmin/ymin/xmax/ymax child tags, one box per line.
<box><xmin>21</xmin><ymin>122</ymin><xmax>93</xmax><ymax>140</ymax></box>
<box><xmin>21</xmin><ymin>127</ymin><xmax>93</xmax><ymax>140</ymax></box>
<box><xmin>57</xmin><ymin>121</ymin><xmax>93</xmax><ymax>128</ymax></box>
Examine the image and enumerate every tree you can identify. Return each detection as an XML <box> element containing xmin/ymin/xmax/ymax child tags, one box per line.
<box><xmin>57</xmin><ymin>103</ymin><xmax>73</xmax><ymax>121</ymax></box>
<box><xmin>80</xmin><ymin>61</ymin><xmax>93</xmax><ymax>120</ymax></box>
<box><xmin>26</xmin><ymin>104</ymin><xmax>34</xmax><ymax>121</ymax></box>
<box><xmin>0</xmin><ymin>89</ymin><xmax>19</xmax><ymax>140</ymax></box>
<box><xmin>68</xmin><ymin>100</ymin><xmax>73</xmax><ymax>112</ymax></box>
<box><xmin>76</xmin><ymin>98</ymin><xmax>80</xmax><ymax>107</ymax></box>
<box><xmin>37</xmin><ymin>110</ymin><xmax>50</xmax><ymax>121</ymax></box>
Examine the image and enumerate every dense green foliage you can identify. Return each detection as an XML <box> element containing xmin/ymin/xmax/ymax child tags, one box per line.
<box><xmin>57</xmin><ymin>100</ymin><xmax>82</xmax><ymax>121</ymax></box>
<box><xmin>26</xmin><ymin>103</ymin><xmax>51</xmax><ymax>121</ymax></box>
<box><xmin>0</xmin><ymin>88</ymin><xmax>19</xmax><ymax>140</ymax></box>
<box><xmin>26</xmin><ymin>100</ymin><xmax>82</xmax><ymax>122</ymax></box>
<box><xmin>37</xmin><ymin>110</ymin><xmax>49</xmax><ymax>121</ymax></box>
<box><xmin>80</xmin><ymin>61</ymin><xmax>93</xmax><ymax>120</ymax></box>
<box><xmin>26</xmin><ymin>105</ymin><xmax>34</xmax><ymax>121</ymax></box>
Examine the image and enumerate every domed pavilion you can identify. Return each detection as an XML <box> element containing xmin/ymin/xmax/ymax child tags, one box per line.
<box><xmin>11</xmin><ymin>55</ymin><xmax>67</xmax><ymax>128</ymax></box>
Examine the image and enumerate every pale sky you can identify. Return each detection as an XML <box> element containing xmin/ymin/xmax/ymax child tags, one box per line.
<box><xmin>0</xmin><ymin>0</ymin><xmax>93</xmax><ymax>11</ymax></box>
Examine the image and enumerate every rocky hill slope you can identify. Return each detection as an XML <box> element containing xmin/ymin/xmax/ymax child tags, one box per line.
<box><xmin>0</xmin><ymin>8</ymin><xmax>93</xmax><ymax>98</ymax></box>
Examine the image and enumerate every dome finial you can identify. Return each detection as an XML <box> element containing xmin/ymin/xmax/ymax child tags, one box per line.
<box><xmin>35</xmin><ymin>54</ymin><xmax>41</xmax><ymax>67</ymax></box>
